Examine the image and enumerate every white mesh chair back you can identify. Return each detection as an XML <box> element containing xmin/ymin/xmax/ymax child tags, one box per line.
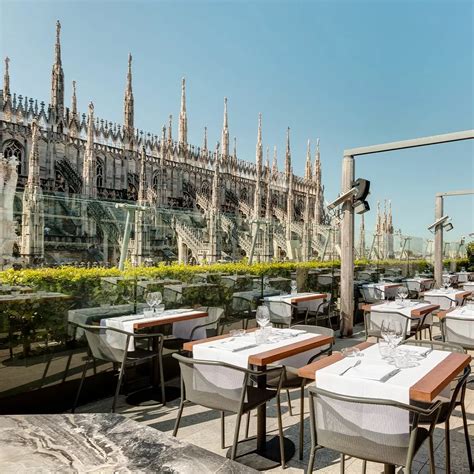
<box><xmin>360</xmin><ymin>286</ymin><xmax>382</xmax><ymax>303</ymax></box>
<box><xmin>81</xmin><ymin>325</ymin><xmax>127</xmax><ymax>363</ymax></box>
<box><xmin>358</xmin><ymin>271</ymin><xmax>373</xmax><ymax>281</ymax></box>
<box><xmin>367</xmin><ymin>310</ymin><xmax>411</xmax><ymax>338</ymax></box>
<box><xmin>310</xmin><ymin>387</ymin><xmax>413</xmax><ymax>467</ymax></box>
<box><xmin>177</xmin><ymin>356</ymin><xmax>247</xmax><ymax>409</ymax></box>
<box><xmin>405</xmin><ymin>280</ymin><xmax>421</xmax><ymax>293</ymax></box>
<box><xmin>443</xmin><ymin>316</ymin><xmax>474</xmax><ymax>350</ymax></box>
<box><xmin>266</xmin><ymin>300</ymin><xmax>292</xmax><ymax>326</ymax></box>
<box><xmin>232</xmin><ymin>295</ymin><xmax>252</xmax><ymax>312</ymax></box>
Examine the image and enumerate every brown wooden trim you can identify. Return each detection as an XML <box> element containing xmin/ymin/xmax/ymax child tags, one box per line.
<box><xmin>437</xmin><ymin>308</ymin><xmax>456</xmax><ymax>320</ymax></box>
<box><xmin>409</xmin><ymin>352</ymin><xmax>471</xmax><ymax>402</ymax></box>
<box><xmin>248</xmin><ymin>334</ymin><xmax>334</xmax><ymax>366</ymax></box>
<box><xmin>297</xmin><ymin>342</ymin><xmax>373</xmax><ymax>379</ymax></box>
<box><xmin>455</xmin><ymin>291</ymin><xmax>471</xmax><ymax>300</ymax></box>
<box><xmin>411</xmin><ymin>304</ymin><xmax>439</xmax><ymax>317</ymax></box>
<box><xmin>290</xmin><ymin>293</ymin><xmax>326</xmax><ymax>304</ymax></box>
<box><xmin>134</xmin><ymin>310</ymin><xmax>208</xmax><ymax>330</ymax></box>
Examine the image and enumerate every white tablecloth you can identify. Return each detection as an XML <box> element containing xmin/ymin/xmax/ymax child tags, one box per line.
<box><xmin>457</xmin><ymin>272</ymin><xmax>473</xmax><ymax>283</ymax></box>
<box><xmin>315</xmin><ymin>344</ymin><xmax>449</xmax><ymax>439</ymax></box>
<box><xmin>193</xmin><ymin>330</ymin><xmax>323</xmax><ymax>394</ymax></box>
<box><xmin>443</xmin><ymin>274</ymin><xmax>458</xmax><ymax>285</ymax></box>
<box><xmin>264</xmin><ymin>293</ymin><xmax>327</xmax><ymax>325</ymax></box>
<box><xmin>363</xmin><ymin>283</ymin><xmax>400</xmax><ymax>300</ymax></box>
<box><xmin>102</xmin><ymin>309</ymin><xmax>207</xmax><ymax>351</ymax></box>
<box><xmin>424</xmin><ymin>289</ymin><xmax>465</xmax><ymax>310</ymax></box>
<box><xmin>463</xmin><ymin>282</ymin><xmax>474</xmax><ymax>292</ymax></box>
<box><xmin>443</xmin><ymin>306</ymin><xmax>474</xmax><ymax>346</ymax></box>
<box><xmin>369</xmin><ymin>301</ymin><xmax>433</xmax><ymax>336</ymax></box>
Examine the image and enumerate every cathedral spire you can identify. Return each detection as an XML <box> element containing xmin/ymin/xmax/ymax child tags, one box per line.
<box><xmin>168</xmin><ymin>114</ymin><xmax>173</xmax><ymax>144</ymax></box>
<box><xmin>305</xmin><ymin>139</ymin><xmax>312</xmax><ymax>180</ymax></box>
<box><xmin>265</xmin><ymin>146</ymin><xmax>270</xmax><ymax>171</ymax></box>
<box><xmin>123</xmin><ymin>53</ymin><xmax>134</xmax><ymax>139</ymax></box>
<box><xmin>50</xmin><ymin>20</ymin><xmax>64</xmax><ymax>119</ymax></box>
<box><xmin>272</xmin><ymin>145</ymin><xmax>278</xmax><ymax>176</ymax></box>
<box><xmin>211</xmin><ymin>142</ymin><xmax>220</xmax><ymax>211</ymax></box>
<box><xmin>28</xmin><ymin>120</ymin><xmax>41</xmax><ymax>188</ymax></box>
<box><xmin>202</xmin><ymin>126</ymin><xmax>208</xmax><ymax>154</ymax></box>
<box><xmin>82</xmin><ymin>102</ymin><xmax>96</xmax><ymax>198</ymax></box>
<box><xmin>233</xmin><ymin>137</ymin><xmax>237</xmax><ymax>160</ymax></box>
<box><xmin>138</xmin><ymin>146</ymin><xmax>147</xmax><ymax>204</ymax></box>
<box><xmin>221</xmin><ymin>97</ymin><xmax>229</xmax><ymax>157</ymax></box>
<box><xmin>71</xmin><ymin>80</ymin><xmax>77</xmax><ymax>117</ymax></box>
<box><xmin>256</xmin><ymin>113</ymin><xmax>263</xmax><ymax>172</ymax></box>
<box><xmin>285</xmin><ymin>127</ymin><xmax>291</xmax><ymax>178</ymax></box>
<box><xmin>3</xmin><ymin>57</ymin><xmax>10</xmax><ymax>98</ymax></box>
<box><xmin>313</xmin><ymin>138</ymin><xmax>323</xmax><ymax>224</ymax></box>
<box><xmin>178</xmin><ymin>77</ymin><xmax>187</xmax><ymax>146</ymax></box>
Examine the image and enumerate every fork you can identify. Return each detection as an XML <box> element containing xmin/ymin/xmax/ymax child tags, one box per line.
<box><xmin>338</xmin><ymin>359</ymin><xmax>361</xmax><ymax>376</ymax></box>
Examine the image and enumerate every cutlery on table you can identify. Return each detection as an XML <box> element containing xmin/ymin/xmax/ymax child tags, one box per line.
<box><xmin>381</xmin><ymin>369</ymin><xmax>401</xmax><ymax>383</ymax></box>
<box><xmin>338</xmin><ymin>359</ymin><xmax>361</xmax><ymax>376</ymax></box>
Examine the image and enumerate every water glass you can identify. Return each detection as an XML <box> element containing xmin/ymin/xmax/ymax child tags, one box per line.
<box><xmin>256</xmin><ymin>305</ymin><xmax>270</xmax><ymax>328</ymax></box>
<box><xmin>378</xmin><ymin>341</ymin><xmax>393</xmax><ymax>359</ymax></box>
<box><xmin>155</xmin><ymin>303</ymin><xmax>165</xmax><ymax>315</ymax></box>
<box><xmin>255</xmin><ymin>328</ymin><xmax>269</xmax><ymax>344</ymax></box>
<box><xmin>291</xmin><ymin>280</ymin><xmax>297</xmax><ymax>295</ymax></box>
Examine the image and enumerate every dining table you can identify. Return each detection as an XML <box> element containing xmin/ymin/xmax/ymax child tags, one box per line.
<box><xmin>362</xmin><ymin>282</ymin><xmax>402</xmax><ymax>299</ymax></box>
<box><xmin>183</xmin><ymin>328</ymin><xmax>334</xmax><ymax>470</ymax></box>
<box><xmin>298</xmin><ymin>341</ymin><xmax>471</xmax><ymax>474</ymax></box>
<box><xmin>102</xmin><ymin>308</ymin><xmax>208</xmax><ymax>405</ymax></box>
<box><xmin>423</xmin><ymin>289</ymin><xmax>471</xmax><ymax>310</ymax></box>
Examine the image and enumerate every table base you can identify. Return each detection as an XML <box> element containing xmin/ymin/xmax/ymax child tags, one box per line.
<box><xmin>125</xmin><ymin>386</ymin><xmax>180</xmax><ymax>407</ymax></box>
<box><xmin>226</xmin><ymin>435</ymin><xmax>295</xmax><ymax>471</ymax></box>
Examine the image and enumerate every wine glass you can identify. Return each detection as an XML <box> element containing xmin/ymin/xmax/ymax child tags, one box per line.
<box><xmin>443</xmin><ymin>276</ymin><xmax>451</xmax><ymax>291</ymax></box>
<box><xmin>256</xmin><ymin>305</ymin><xmax>270</xmax><ymax>328</ymax></box>
<box><xmin>291</xmin><ymin>280</ymin><xmax>297</xmax><ymax>295</ymax></box>
<box><xmin>397</xmin><ymin>286</ymin><xmax>409</xmax><ymax>304</ymax></box>
<box><xmin>146</xmin><ymin>292</ymin><xmax>157</xmax><ymax>312</ymax></box>
<box><xmin>390</xmin><ymin>321</ymin><xmax>403</xmax><ymax>348</ymax></box>
<box><xmin>380</xmin><ymin>319</ymin><xmax>391</xmax><ymax>344</ymax></box>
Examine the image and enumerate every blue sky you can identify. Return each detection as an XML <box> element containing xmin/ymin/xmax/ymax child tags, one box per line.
<box><xmin>1</xmin><ymin>0</ymin><xmax>473</xmax><ymax>242</ymax></box>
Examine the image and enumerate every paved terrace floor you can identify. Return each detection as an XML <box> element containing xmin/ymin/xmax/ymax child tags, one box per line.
<box><xmin>76</xmin><ymin>323</ymin><xmax>474</xmax><ymax>473</ymax></box>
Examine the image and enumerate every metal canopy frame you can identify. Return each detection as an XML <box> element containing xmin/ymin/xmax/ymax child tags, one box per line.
<box><xmin>433</xmin><ymin>189</ymin><xmax>474</xmax><ymax>287</ymax></box>
<box><xmin>339</xmin><ymin>129</ymin><xmax>474</xmax><ymax>336</ymax></box>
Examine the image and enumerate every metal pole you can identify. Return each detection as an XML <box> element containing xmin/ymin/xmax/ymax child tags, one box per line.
<box><xmin>340</xmin><ymin>155</ymin><xmax>355</xmax><ymax>337</ymax></box>
<box><xmin>119</xmin><ymin>209</ymin><xmax>133</xmax><ymax>271</ymax></box>
<box><xmin>434</xmin><ymin>195</ymin><xmax>443</xmax><ymax>287</ymax></box>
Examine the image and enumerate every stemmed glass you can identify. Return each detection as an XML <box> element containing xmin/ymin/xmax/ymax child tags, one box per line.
<box><xmin>397</xmin><ymin>286</ymin><xmax>409</xmax><ymax>305</ymax></box>
<box><xmin>443</xmin><ymin>276</ymin><xmax>451</xmax><ymax>291</ymax></box>
<box><xmin>381</xmin><ymin>319</ymin><xmax>403</xmax><ymax>349</ymax></box>
<box><xmin>256</xmin><ymin>305</ymin><xmax>270</xmax><ymax>329</ymax></box>
<box><xmin>291</xmin><ymin>280</ymin><xmax>297</xmax><ymax>295</ymax></box>
<box><xmin>146</xmin><ymin>291</ymin><xmax>162</xmax><ymax>313</ymax></box>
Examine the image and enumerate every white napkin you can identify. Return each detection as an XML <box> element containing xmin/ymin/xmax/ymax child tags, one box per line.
<box><xmin>272</xmin><ymin>328</ymin><xmax>306</xmax><ymax>337</ymax></box>
<box><xmin>209</xmin><ymin>338</ymin><xmax>258</xmax><ymax>352</ymax></box>
<box><xmin>348</xmin><ymin>363</ymin><xmax>399</xmax><ymax>381</ymax></box>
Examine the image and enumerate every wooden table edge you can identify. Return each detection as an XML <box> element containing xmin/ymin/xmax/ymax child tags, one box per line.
<box><xmin>135</xmin><ymin>310</ymin><xmax>208</xmax><ymax>330</ymax></box>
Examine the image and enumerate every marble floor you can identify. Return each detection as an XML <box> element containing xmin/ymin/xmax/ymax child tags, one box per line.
<box><xmin>76</xmin><ymin>324</ymin><xmax>474</xmax><ymax>473</ymax></box>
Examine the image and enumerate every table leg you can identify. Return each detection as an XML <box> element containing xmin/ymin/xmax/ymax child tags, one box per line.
<box><xmin>384</xmin><ymin>464</ymin><xmax>395</xmax><ymax>474</ymax></box>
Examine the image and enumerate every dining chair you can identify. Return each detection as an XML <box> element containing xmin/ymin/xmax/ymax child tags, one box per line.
<box><xmin>188</xmin><ymin>306</ymin><xmax>225</xmax><ymax>340</ymax></box>
<box><xmin>262</xmin><ymin>324</ymin><xmax>334</xmax><ymax>460</ymax></box>
<box><xmin>441</xmin><ymin>314</ymin><xmax>474</xmax><ymax>350</ymax></box>
<box><xmin>402</xmin><ymin>339</ymin><xmax>472</xmax><ymax>472</ymax></box>
<box><xmin>303</xmin><ymin>294</ymin><xmax>333</xmax><ymax>328</ymax></box>
<box><xmin>359</xmin><ymin>285</ymin><xmax>385</xmax><ymax>304</ymax></box>
<box><xmin>364</xmin><ymin>309</ymin><xmax>430</xmax><ymax>341</ymax></box>
<box><xmin>403</xmin><ymin>280</ymin><xmax>422</xmax><ymax>299</ymax></box>
<box><xmin>172</xmin><ymin>353</ymin><xmax>286</xmax><ymax>466</ymax></box>
<box><xmin>265</xmin><ymin>300</ymin><xmax>306</xmax><ymax>328</ymax></box>
<box><xmin>70</xmin><ymin>322</ymin><xmax>165</xmax><ymax>413</ymax></box>
<box><xmin>307</xmin><ymin>386</ymin><xmax>441</xmax><ymax>473</ymax></box>
<box><xmin>220</xmin><ymin>295</ymin><xmax>255</xmax><ymax>333</ymax></box>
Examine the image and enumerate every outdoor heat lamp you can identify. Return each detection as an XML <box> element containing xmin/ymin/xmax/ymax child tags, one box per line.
<box><xmin>327</xmin><ymin>178</ymin><xmax>371</xmax><ymax>214</ymax></box>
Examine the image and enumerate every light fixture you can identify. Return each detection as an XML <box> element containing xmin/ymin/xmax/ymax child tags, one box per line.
<box><xmin>427</xmin><ymin>215</ymin><xmax>451</xmax><ymax>233</ymax></box>
<box><xmin>327</xmin><ymin>178</ymin><xmax>371</xmax><ymax>212</ymax></box>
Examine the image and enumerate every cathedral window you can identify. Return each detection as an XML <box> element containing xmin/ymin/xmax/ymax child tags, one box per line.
<box><xmin>96</xmin><ymin>160</ymin><xmax>104</xmax><ymax>188</ymax></box>
<box><xmin>3</xmin><ymin>140</ymin><xmax>23</xmax><ymax>175</ymax></box>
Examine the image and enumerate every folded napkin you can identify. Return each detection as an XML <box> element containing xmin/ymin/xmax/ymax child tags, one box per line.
<box><xmin>209</xmin><ymin>338</ymin><xmax>258</xmax><ymax>352</ymax></box>
<box><xmin>272</xmin><ymin>328</ymin><xmax>306</xmax><ymax>337</ymax></box>
<box><xmin>347</xmin><ymin>363</ymin><xmax>399</xmax><ymax>382</ymax></box>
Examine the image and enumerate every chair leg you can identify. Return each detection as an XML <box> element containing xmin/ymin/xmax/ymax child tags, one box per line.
<box><xmin>245</xmin><ymin>411</ymin><xmax>250</xmax><ymax>439</ymax></box>
<box><xmin>276</xmin><ymin>394</ymin><xmax>286</xmax><ymax>468</ymax></box>
<box><xmin>299</xmin><ymin>384</ymin><xmax>305</xmax><ymax>460</ymax></box>
<box><xmin>340</xmin><ymin>453</ymin><xmax>345</xmax><ymax>473</ymax></box>
<box><xmin>158</xmin><ymin>352</ymin><xmax>166</xmax><ymax>406</ymax></box>
<box><xmin>308</xmin><ymin>445</ymin><xmax>316</xmax><ymax>472</ymax></box>
<box><xmin>445</xmin><ymin>420</ymin><xmax>451</xmax><ymax>474</ymax></box>
<box><xmin>72</xmin><ymin>357</ymin><xmax>89</xmax><ymax>413</ymax></box>
<box><xmin>221</xmin><ymin>411</ymin><xmax>225</xmax><ymax>449</ymax></box>
<box><xmin>429</xmin><ymin>435</ymin><xmax>435</xmax><ymax>474</ymax></box>
<box><xmin>286</xmin><ymin>389</ymin><xmax>293</xmax><ymax>416</ymax></box>
<box><xmin>461</xmin><ymin>402</ymin><xmax>473</xmax><ymax>471</ymax></box>
<box><xmin>362</xmin><ymin>460</ymin><xmax>367</xmax><ymax>473</ymax></box>
<box><xmin>173</xmin><ymin>401</ymin><xmax>185</xmax><ymax>437</ymax></box>
<box><xmin>230</xmin><ymin>409</ymin><xmax>243</xmax><ymax>460</ymax></box>
<box><xmin>112</xmin><ymin>362</ymin><xmax>126</xmax><ymax>413</ymax></box>
<box><xmin>62</xmin><ymin>351</ymin><xmax>74</xmax><ymax>383</ymax></box>
<box><xmin>428</xmin><ymin>326</ymin><xmax>433</xmax><ymax>341</ymax></box>
<box><xmin>40</xmin><ymin>353</ymin><xmax>53</xmax><ymax>388</ymax></box>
